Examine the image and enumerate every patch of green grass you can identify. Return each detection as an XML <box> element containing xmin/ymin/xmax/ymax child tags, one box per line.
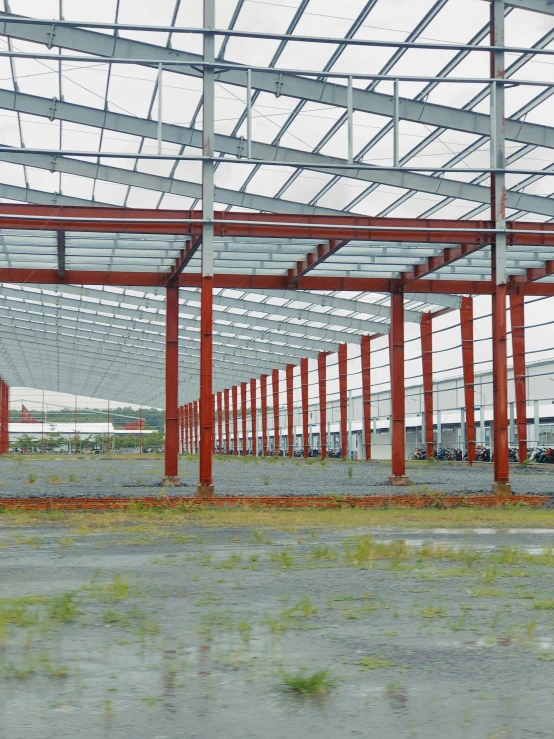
<box><xmin>237</xmin><ymin>619</ymin><xmax>252</xmax><ymax>642</ymax></box>
<box><xmin>47</xmin><ymin>592</ymin><xmax>79</xmax><ymax>623</ymax></box>
<box><xmin>532</xmin><ymin>598</ymin><xmax>554</xmax><ymax>610</ymax></box>
<box><xmin>252</xmin><ymin>530</ymin><xmax>272</xmax><ymax>545</ymax></box>
<box><xmin>27</xmin><ymin>473</ymin><xmax>37</xmax><ymax>484</ymax></box>
<box><xmin>57</xmin><ymin>536</ymin><xmax>75</xmax><ymax>548</ymax></box>
<box><xmin>84</xmin><ymin>575</ymin><xmax>131</xmax><ymax>602</ymax></box>
<box><xmin>281</xmin><ymin>668</ymin><xmax>334</xmax><ymax>695</ymax></box>
<box><xmin>215</xmin><ymin>554</ymin><xmax>242</xmax><ymax>570</ymax></box>
<box><xmin>420</xmin><ymin>605</ymin><xmax>447</xmax><ymax>619</ymax></box>
<box><xmin>270</xmin><ymin>548</ymin><xmax>295</xmax><ymax>569</ymax></box>
<box><xmin>341</xmin><ymin>603</ymin><xmax>377</xmax><ymax>619</ymax></box>
<box><xmin>68</xmin><ymin>474</ymin><xmax>78</xmax><ymax>483</ymax></box>
<box><xmin>470</xmin><ymin>588</ymin><xmax>505</xmax><ymax>598</ymax></box>
<box><xmin>356</xmin><ymin>655</ymin><xmax>394</xmax><ymax>670</ymax></box>
<box><xmin>282</xmin><ymin>597</ymin><xmax>318</xmax><ymax>619</ymax></box>
<box><xmin>309</xmin><ymin>545</ymin><xmax>338</xmax><ymax>561</ymax></box>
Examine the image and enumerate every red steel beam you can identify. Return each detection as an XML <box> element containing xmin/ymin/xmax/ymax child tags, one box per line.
<box><xmin>1</xmin><ymin>206</ymin><xmax>553</xmax><ymax>244</ymax></box>
<box><xmin>164</xmin><ymin>235</ymin><xmax>202</xmax><ymax>285</ymax></box>
<box><xmin>420</xmin><ymin>313</ymin><xmax>434</xmax><ymax>460</ymax></box>
<box><xmin>286</xmin><ymin>364</ymin><xmax>294</xmax><ymax>458</ymax></box>
<box><xmin>224</xmin><ymin>388</ymin><xmax>230</xmax><ymax>455</ymax></box>
<box><xmin>338</xmin><ymin>343</ymin><xmax>348</xmax><ymax>460</ymax></box>
<box><xmin>199</xmin><ymin>273</ymin><xmax>214</xmax><ymax>489</ymax></box>
<box><xmin>402</xmin><ymin>244</ymin><xmax>485</xmax><ymax>285</ymax></box>
<box><xmin>510</xmin><ymin>295</ymin><xmax>528</xmax><ymax>462</ymax></box>
<box><xmin>250</xmin><ymin>378</ymin><xmax>257</xmax><ymax>457</ymax></box>
<box><xmin>461</xmin><ymin>297</ymin><xmax>476</xmax><ymax>464</ymax></box>
<box><xmin>301</xmin><ymin>358</ymin><xmax>309</xmax><ymax>459</ymax></box>
<box><xmin>241</xmin><ymin>381</ymin><xmax>247</xmax><ymax>456</ymax></box>
<box><xmin>1</xmin><ymin>269</ymin><xmax>554</xmax><ymax>296</ymax></box>
<box><xmin>164</xmin><ymin>285</ymin><xmax>179</xmax><ymax>479</ymax></box>
<box><xmin>390</xmin><ymin>290</ymin><xmax>407</xmax><ymax>479</ymax></box>
<box><xmin>287</xmin><ymin>239</ymin><xmax>348</xmax><ymax>283</ymax></box>
<box><xmin>510</xmin><ymin>260</ymin><xmax>554</xmax><ymax>286</ymax></box>
<box><xmin>272</xmin><ymin>369</ymin><xmax>280</xmax><ymax>455</ymax></box>
<box><xmin>232</xmin><ymin>385</ymin><xmax>239</xmax><ymax>455</ymax></box>
<box><xmin>217</xmin><ymin>391</ymin><xmax>223</xmax><ymax>455</ymax></box>
<box><xmin>260</xmin><ymin>374</ymin><xmax>268</xmax><ymax>456</ymax></box>
<box><xmin>318</xmin><ymin>353</ymin><xmax>327</xmax><ymax>461</ymax></box>
<box><xmin>361</xmin><ymin>335</ymin><xmax>372</xmax><ymax>461</ymax></box>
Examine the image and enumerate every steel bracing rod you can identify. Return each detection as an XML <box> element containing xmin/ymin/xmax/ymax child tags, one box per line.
<box><xmin>420</xmin><ymin>313</ymin><xmax>434</xmax><ymax>459</ymax></box>
<box><xmin>24</xmin><ymin>284</ymin><xmax>345</xmax><ymax>353</ymax></box>
<box><xmin>1</xmin><ymin>95</ymin><xmax>553</xmax><ymax>219</ymax></box>
<box><xmin>0</xmin><ymin>301</ymin><xmax>305</xmax><ymax>371</ymax></box>
<box><xmin>509</xmin><ymin>294</ymin><xmax>528</xmax><ymax>462</ymax></box>
<box><xmin>360</xmin><ymin>335</ymin><xmax>371</xmax><ymax>461</ymax></box>
<box><xmin>4</xmin><ymin>11</ymin><xmax>554</xmax><ymax>52</ymax></box>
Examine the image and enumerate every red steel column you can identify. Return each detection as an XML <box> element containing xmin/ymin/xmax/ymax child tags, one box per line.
<box><xmin>272</xmin><ymin>369</ymin><xmax>280</xmax><ymax>454</ymax></box>
<box><xmin>250</xmin><ymin>378</ymin><xmax>257</xmax><ymax>456</ymax></box>
<box><xmin>0</xmin><ymin>379</ymin><xmax>5</xmax><ymax>454</ymax></box>
<box><xmin>164</xmin><ymin>285</ymin><xmax>179</xmax><ymax>480</ymax></box>
<box><xmin>232</xmin><ymin>386</ymin><xmax>239</xmax><ymax>455</ymax></box>
<box><xmin>389</xmin><ymin>290</ymin><xmax>409</xmax><ymax>483</ymax></box>
<box><xmin>260</xmin><ymin>374</ymin><xmax>268</xmax><ymax>456</ymax></box>
<box><xmin>184</xmin><ymin>405</ymin><xmax>189</xmax><ymax>454</ymax></box>
<box><xmin>461</xmin><ymin>297</ymin><xmax>476</xmax><ymax>464</ymax></box>
<box><xmin>510</xmin><ymin>295</ymin><xmax>528</xmax><ymax>462</ymax></box>
<box><xmin>301</xmin><ymin>358</ymin><xmax>309</xmax><ymax>458</ymax></box>
<box><xmin>421</xmin><ymin>313</ymin><xmax>434</xmax><ymax>460</ymax></box>
<box><xmin>492</xmin><ymin>285</ymin><xmax>510</xmax><ymax>486</ymax></box>
<box><xmin>224</xmin><ymin>388</ymin><xmax>230</xmax><ymax>454</ymax></box>
<box><xmin>241</xmin><ymin>381</ymin><xmax>247</xmax><ymax>455</ymax></box>
<box><xmin>318</xmin><ymin>353</ymin><xmax>327</xmax><ymax>460</ymax></box>
<box><xmin>217</xmin><ymin>391</ymin><xmax>223</xmax><ymax>454</ymax></box>
<box><xmin>198</xmin><ymin>270</ymin><xmax>214</xmax><ymax>492</ymax></box>
<box><xmin>286</xmin><ymin>364</ymin><xmax>294</xmax><ymax>457</ymax></box>
<box><xmin>338</xmin><ymin>344</ymin><xmax>348</xmax><ymax>459</ymax></box>
<box><xmin>194</xmin><ymin>400</ymin><xmax>199</xmax><ymax>455</ymax></box>
<box><xmin>212</xmin><ymin>396</ymin><xmax>216</xmax><ymax>454</ymax></box>
<box><xmin>361</xmin><ymin>335</ymin><xmax>371</xmax><ymax>461</ymax></box>
<box><xmin>189</xmin><ymin>403</ymin><xmax>194</xmax><ymax>453</ymax></box>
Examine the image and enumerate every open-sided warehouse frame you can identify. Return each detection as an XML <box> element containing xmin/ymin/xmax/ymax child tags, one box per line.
<box><xmin>1</xmin><ymin>0</ymin><xmax>553</xmax><ymax>498</ymax></box>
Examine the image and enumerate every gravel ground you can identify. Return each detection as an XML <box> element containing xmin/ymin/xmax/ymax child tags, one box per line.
<box><xmin>1</xmin><ymin>523</ymin><xmax>553</xmax><ymax>738</ymax></box>
<box><xmin>1</xmin><ymin>456</ymin><xmax>554</xmax><ymax>498</ymax></box>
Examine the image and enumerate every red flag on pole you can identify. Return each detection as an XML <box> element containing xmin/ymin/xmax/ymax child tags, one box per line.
<box><xmin>21</xmin><ymin>405</ymin><xmax>37</xmax><ymax>423</ymax></box>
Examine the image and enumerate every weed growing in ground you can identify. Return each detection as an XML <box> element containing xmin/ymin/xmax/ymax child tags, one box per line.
<box><xmin>270</xmin><ymin>548</ymin><xmax>295</xmax><ymax>569</ymax></box>
<box><xmin>48</xmin><ymin>592</ymin><xmax>79</xmax><ymax>623</ymax></box>
<box><xmin>281</xmin><ymin>668</ymin><xmax>334</xmax><ymax>695</ymax></box>
<box><xmin>215</xmin><ymin>554</ymin><xmax>242</xmax><ymax>570</ymax></box>
<box><xmin>356</xmin><ymin>655</ymin><xmax>394</xmax><ymax>670</ymax></box>
<box><xmin>252</xmin><ymin>530</ymin><xmax>272</xmax><ymax>545</ymax></box>
<box><xmin>420</xmin><ymin>605</ymin><xmax>446</xmax><ymax>619</ymax></box>
<box><xmin>84</xmin><ymin>575</ymin><xmax>132</xmax><ymax>602</ymax></box>
<box><xmin>237</xmin><ymin>619</ymin><xmax>252</xmax><ymax>642</ymax></box>
<box><xmin>309</xmin><ymin>545</ymin><xmax>338</xmax><ymax>561</ymax></box>
<box><xmin>532</xmin><ymin>598</ymin><xmax>554</xmax><ymax>610</ymax></box>
<box><xmin>68</xmin><ymin>474</ymin><xmax>78</xmax><ymax>483</ymax></box>
<box><xmin>27</xmin><ymin>473</ymin><xmax>37</xmax><ymax>484</ymax></box>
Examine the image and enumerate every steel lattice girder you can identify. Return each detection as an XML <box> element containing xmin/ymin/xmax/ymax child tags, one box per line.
<box><xmin>0</xmin><ymin>91</ymin><xmax>554</xmax><ymax>219</ymax></box>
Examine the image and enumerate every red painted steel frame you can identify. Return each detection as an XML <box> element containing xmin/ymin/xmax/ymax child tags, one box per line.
<box><xmin>212</xmin><ymin>396</ymin><xmax>217</xmax><ymax>455</ymax></box>
<box><xmin>241</xmin><ymin>382</ymin><xmax>247</xmax><ymax>455</ymax></box>
<box><xmin>492</xmin><ymin>284</ymin><xmax>510</xmax><ymax>485</ymax></box>
<box><xmin>421</xmin><ymin>313</ymin><xmax>434</xmax><ymax>459</ymax></box>
<box><xmin>232</xmin><ymin>385</ymin><xmax>239</xmax><ymax>455</ymax></box>
<box><xmin>510</xmin><ymin>295</ymin><xmax>528</xmax><ymax>462</ymax></box>
<box><xmin>272</xmin><ymin>369</ymin><xmax>280</xmax><ymax>455</ymax></box>
<box><xmin>318</xmin><ymin>353</ymin><xmax>327</xmax><ymax>461</ymax></box>
<box><xmin>224</xmin><ymin>388</ymin><xmax>230</xmax><ymax>454</ymax></box>
<box><xmin>184</xmin><ymin>405</ymin><xmax>189</xmax><ymax>454</ymax></box>
<box><xmin>250</xmin><ymin>379</ymin><xmax>257</xmax><ymax>457</ymax></box>
<box><xmin>193</xmin><ymin>400</ymin><xmax>199</xmax><ymax>455</ymax></box>
<box><xmin>189</xmin><ymin>403</ymin><xmax>194</xmax><ymax>453</ymax></box>
<box><xmin>0</xmin><ymin>379</ymin><xmax>8</xmax><ymax>454</ymax></box>
<box><xmin>217</xmin><ymin>391</ymin><xmax>223</xmax><ymax>454</ymax></box>
<box><xmin>301</xmin><ymin>358</ymin><xmax>309</xmax><ymax>459</ymax></box>
<box><xmin>338</xmin><ymin>344</ymin><xmax>348</xmax><ymax>459</ymax></box>
<box><xmin>199</xmin><ymin>275</ymin><xmax>213</xmax><ymax>487</ymax></box>
<box><xmin>360</xmin><ymin>335</ymin><xmax>371</xmax><ymax>460</ymax></box>
<box><xmin>460</xmin><ymin>298</ymin><xmax>476</xmax><ymax>464</ymax></box>
<box><xmin>390</xmin><ymin>291</ymin><xmax>406</xmax><ymax>477</ymax></box>
<box><xmin>260</xmin><ymin>375</ymin><xmax>268</xmax><ymax>456</ymax></box>
<box><xmin>286</xmin><ymin>364</ymin><xmax>294</xmax><ymax>458</ymax></box>
<box><xmin>164</xmin><ymin>285</ymin><xmax>179</xmax><ymax>479</ymax></box>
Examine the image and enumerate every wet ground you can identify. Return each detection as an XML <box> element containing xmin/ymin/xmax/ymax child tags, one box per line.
<box><xmin>1</xmin><ymin>455</ymin><xmax>554</xmax><ymax>498</ymax></box>
<box><xmin>1</xmin><ymin>520</ymin><xmax>554</xmax><ymax>738</ymax></box>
